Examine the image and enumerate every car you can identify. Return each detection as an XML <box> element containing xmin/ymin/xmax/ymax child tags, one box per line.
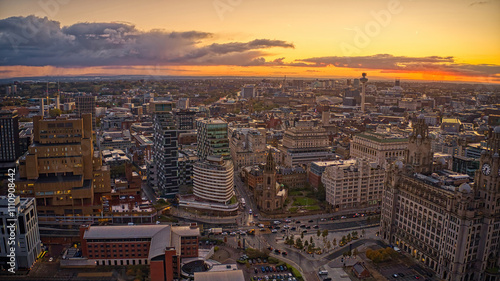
<box><xmin>262</xmin><ymin>266</ymin><xmax>266</xmax><ymax>273</ymax></box>
<box><xmin>291</xmin><ymin>227</ymin><xmax>296</xmax><ymax>231</ymax></box>
<box><xmin>49</xmin><ymin>257</ymin><xmax>53</xmax><ymax>262</ymax></box>
<box><xmin>222</xmin><ymin>232</ymin><xmax>228</xmax><ymax>235</ymax></box>
<box><xmin>295</xmin><ymin>221</ymin><xmax>301</xmax><ymax>224</ymax></box>
<box><xmin>282</xmin><ymin>251</ymin><xmax>288</xmax><ymax>256</ymax></box>
<box><xmin>253</xmin><ymin>213</ymin><xmax>258</xmax><ymax>217</ymax></box>
<box><xmin>302</xmin><ymin>230</ymin><xmax>307</xmax><ymax>233</ymax></box>
<box><xmin>392</xmin><ymin>274</ymin><xmax>399</xmax><ymax>278</ymax></box>
<box><xmin>283</xmin><ymin>225</ymin><xmax>290</xmax><ymax>229</ymax></box>
<box><xmin>274</xmin><ymin>249</ymin><xmax>281</xmax><ymax>254</ymax></box>
<box><xmin>268</xmin><ymin>246</ymin><xmax>274</xmax><ymax>251</ymax></box>
<box><xmin>257</xmin><ymin>258</ymin><xmax>262</xmax><ymax>263</ymax></box>
<box><xmin>258</xmin><ymin>224</ymin><xmax>265</xmax><ymax>228</ymax></box>
<box><xmin>249</xmin><ymin>259</ymin><xmax>253</xmax><ymax>264</ymax></box>
<box><xmin>306</xmin><ymin>226</ymin><xmax>311</xmax><ymax>229</ymax></box>
<box><xmin>272</xmin><ymin>229</ymin><xmax>278</xmax><ymax>233</ymax></box>
<box><xmin>308</xmin><ymin>219</ymin><xmax>314</xmax><ymax>223</ymax></box>
<box><xmin>300</xmin><ymin>224</ymin><xmax>306</xmax><ymax>228</ymax></box>
<box><xmin>283</xmin><ymin>265</ymin><xmax>288</xmax><ymax>271</ymax></box>
<box><xmin>320</xmin><ymin>218</ymin><xmax>326</xmax><ymax>221</ymax></box>
<box><xmin>260</xmin><ymin>228</ymin><xmax>266</xmax><ymax>231</ymax></box>
<box><xmin>275</xmin><ymin>226</ymin><xmax>281</xmax><ymax>229</ymax></box>
<box><xmin>263</xmin><ymin>259</ymin><xmax>267</xmax><ymax>263</ymax></box>
<box><xmin>230</xmin><ymin>232</ymin><xmax>236</xmax><ymax>236</ymax></box>
<box><xmin>255</xmin><ymin>268</ymin><xmax>259</xmax><ymax>273</ymax></box>
<box><xmin>398</xmin><ymin>273</ymin><xmax>405</xmax><ymax>277</ymax></box>
<box><xmin>249</xmin><ymin>209</ymin><xmax>253</xmax><ymax>214</ymax></box>
<box><xmin>285</xmin><ymin>219</ymin><xmax>291</xmax><ymax>223</ymax></box>
<box><xmin>414</xmin><ymin>276</ymin><xmax>421</xmax><ymax>279</ymax></box>
<box><xmin>313</xmin><ymin>225</ymin><xmax>319</xmax><ymax>229</ymax></box>
<box><xmin>341</xmin><ymin>216</ymin><xmax>347</xmax><ymax>219</ymax></box>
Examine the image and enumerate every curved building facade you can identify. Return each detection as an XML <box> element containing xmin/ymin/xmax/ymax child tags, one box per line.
<box><xmin>193</xmin><ymin>155</ymin><xmax>234</xmax><ymax>204</ymax></box>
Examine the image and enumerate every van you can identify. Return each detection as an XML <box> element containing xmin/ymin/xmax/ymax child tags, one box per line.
<box><xmin>394</xmin><ymin>246</ymin><xmax>401</xmax><ymax>253</ymax></box>
<box><xmin>128</xmin><ymin>222</ymin><xmax>134</xmax><ymax>226</ymax></box>
<box><xmin>318</xmin><ymin>270</ymin><xmax>328</xmax><ymax>275</ymax></box>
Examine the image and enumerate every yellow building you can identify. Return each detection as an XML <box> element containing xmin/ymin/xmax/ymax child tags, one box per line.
<box><xmin>16</xmin><ymin>114</ymin><xmax>111</xmax><ymax>221</ymax></box>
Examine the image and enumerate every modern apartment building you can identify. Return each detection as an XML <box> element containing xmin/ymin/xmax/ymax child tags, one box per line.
<box><xmin>321</xmin><ymin>158</ymin><xmax>384</xmax><ymax>211</ymax></box>
<box><xmin>196</xmin><ymin>118</ymin><xmax>230</xmax><ymax>160</ymax></box>
<box><xmin>0</xmin><ymin>196</ymin><xmax>41</xmax><ymax>271</ymax></box>
<box><xmin>193</xmin><ymin>155</ymin><xmax>234</xmax><ymax>205</ymax></box>
<box><xmin>380</xmin><ymin>117</ymin><xmax>500</xmax><ymax>281</ymax></box>
<box><xmin>0</xmin><ymin>110</ymin><xmax>20</xmax><ymax>177</ymax></box>
<box><xmin>152</xmin><ymin>101</ymin><xmax>179</xmax><ymax>197</ymax></box>
<box><xmin>75</xmin><ymin>94</ymin><xmax>97</xmax><ymax>129</ymax></box>
<box><xmin>350</xmin><ymin>131</ymin><xmax>408</xmax><ymax>168</ymax></box>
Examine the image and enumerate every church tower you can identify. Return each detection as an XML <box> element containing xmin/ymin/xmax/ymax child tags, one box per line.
<box><xmin>406</xmin><ymin>114</ymin><xmax>433</xmax><ymax>174</ymax></box>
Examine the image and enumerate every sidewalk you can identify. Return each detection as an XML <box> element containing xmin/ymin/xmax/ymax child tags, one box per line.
<box><xmin>170</xmin><ymin>207</ymin><xmax>241</xmax><ymax>224</ymax></box>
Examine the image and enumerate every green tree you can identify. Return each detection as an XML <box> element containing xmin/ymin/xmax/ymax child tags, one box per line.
<box><xmin>346</xmin><ymin>233</ymin><xmax>352</xmax><ymax>242</ymax></box>
<box><xmin>301</xmin><ymin>232</ymin><xmax>304</xmax><ymax>239</ymax></box>
<box><xmin>361</xmin><ymin>229</ymin><xmax>365</xmax><ymax>237</ymax></box>
<box><xmin>304</xmin><ymin>240</ymin><xmax>309</xmax><ymax>247</ymax></box>
<box><xmin>49</xmin><ymin>108</ymin><xmax>62</xmax><ymax>117</ymax></box>
<box><xmin>309</xmin><ymin>236</ymin><xmax>313</xmax><ymax>244</ymax></box>
<box><xmin>322</xmin><ymin>229</ymin><xmax>329</xmax><ymax>238</ymax></box>
<box><xmin>316</xmin><ymin>182</ymin><xmax>326</xmax><ymax>201</ymax></box>
<box><xmin>317</xmin><ymin>229</ymin><xmax>321</xmax><ymax>238</ymax></box>
<box><xmin>332</xmin><ymin>238</ymin><xmax>337</xmax><ymax>248</ymax></box>
<box><xmin>295</xmin><ymin>238</ymin><xmax>303</xmax><ymax>249</ymax></box>
<box><xmin>353</xmin><ymin>248</ymin><xmax>359</xmax><ymax>257</ymax></box>
<box><xmin>325</xmin><ymin>240</ymin><xmax>331</xmax><ymax>252</ymax></box>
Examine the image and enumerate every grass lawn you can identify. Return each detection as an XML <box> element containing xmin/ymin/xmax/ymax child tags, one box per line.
<box><xmin>292</xmin><ymin>197</ymin><xmax>318</xmax><ymax>206</ymax></box>
<box><xmin>289</xmin><ymin>207</ymin><xmax>298</xmax><ymax>213</ymax></box>
<box><xmin>304</xmin><ymin>205</ymin><xmax>321</xmax><ymax>211</ymax></box>
<box><xmin>288</xmin><ymin>190</ymin><xmax>303</xmax><ymax>196</ymax></box>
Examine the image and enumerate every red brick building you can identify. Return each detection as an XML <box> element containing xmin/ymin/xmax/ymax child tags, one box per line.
<box><xmin>80</xmin><ymin>223</ymin><xmax>199</xmax><ymax>281</ymax></box>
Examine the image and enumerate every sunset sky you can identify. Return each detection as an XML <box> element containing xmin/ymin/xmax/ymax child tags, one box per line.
<box><xmin>1</xmin><ymin>0</ymin><xmax>499</xmax><ymax>83</ymax></box>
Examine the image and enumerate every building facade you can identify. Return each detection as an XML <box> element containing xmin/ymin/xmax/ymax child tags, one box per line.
<box><xmin>152</xmin><ymin>102</ymin><xmax>179</xmax><ymax>197</ymax></box>
<box><xmin>0</xmin><ymin>110</ymin><xmax>20</xmax><ymax>178</ymax></box>
<box><xmin>380</xmin><ymin>117</ymin><xmax>500</xmax><ymax>281</ymax></box>
<box><xmin>350</xmin><ymin>131</ymin><xmax>408</xmax><ymax>169</ymax></box>
<box><xmin>193</xmin><ymin>155</ymin><xmax>234</xmax><ymax>204</ymax></box>
<box><xmin>280</xmin><ymin>126</ymin><xmax>332</xmax><ymax>167</ymax></box>
<box><xmin>75</xmin><ymin>94</ymin><xmax>97</xmax><ymax>129</ymax></box>
<box><xmin>0</xmin><ymin>196</ymin><xmax>41</xmax><ymax>271</ymax></box>
<box><xmin>229</xmin><ymin>128</ymin><xmax>266</xmax><ymax>171</ymax></box>
<box><xmin>80</xmin><ymin>223</ymin><xmax>199</xmax><ymax>281</ymax></box>
<box><xmin>321</xmin><ymin>158</ymin><xmax>384</xmax><ymax>211</ymax></box>
<box><xmin>16</xmin><ymin>114</ymin><xmax>112</xmax><ymax>223</ymax></box>
<box><xmin>196</xmin><ymin>119</ymin><xmax>230</xmax><ymax>160</ymax></box>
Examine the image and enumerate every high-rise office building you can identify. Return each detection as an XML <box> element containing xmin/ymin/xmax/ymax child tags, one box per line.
<box><xmin>196</xmin><ymin>118</ymin><xmax>230</xmax><ymax>161</ymax></box>
<box><xmin>240</xmin><ymin>84</ymin><xmax>256</xmax><ymax>99</ymax></box>
<box><xmin>75</xmin><ymin>94</ymin><xmax>97</xmax><ymax>129</ymax></box>
<box><xmin>0</xmin><ymin>196</ymin><xmax>41</xmax><ymax>271</ymax></box>
<box><xmin>350</xmin><ymin>131</ymin><xmax>408</xmax><ymax>168</ymax></box>
<box><xmin>193</xmin><ymin>155</ymin><xmax>234</xmax><ymax>204</ymax></box>
<box><xmin>0</xmin><ymin>110</ymin><xmax>20</xmax><ymax>177</ymax></box>
<box><xmin>16</xmin><ymin>114</ymin><xmax>111</xmax><ymax>222</ymax></box>
<box><xmin>152</xmin><ymin>101</ymin><xmax>179</xmax><ymax>197</ymax></box>
<box><xmin>280</xmin><ymin>125</ymin><xmax>332</xmax><ymax>167</ymax></box>
<box><xmin>380</xmin><ymin>117</ymin><xmax>500</xmax><ymax>280</ymax></box>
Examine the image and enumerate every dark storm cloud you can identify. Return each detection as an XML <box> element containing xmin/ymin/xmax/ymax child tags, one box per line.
<box><xmin>0</xmin><ymin>15</ymin><xmax>293</xmax><ymax>67</ymax></box>
<box><xmin>295</xmin><ymin>54</ymin><xmax>500</xmax><ymax>78</ymax></box>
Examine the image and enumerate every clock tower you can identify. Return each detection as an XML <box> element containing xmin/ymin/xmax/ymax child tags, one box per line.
<box><xmin>474</xmin><ymin>126</ymin><xmax>500</xmax><ymax>278</ymax></box>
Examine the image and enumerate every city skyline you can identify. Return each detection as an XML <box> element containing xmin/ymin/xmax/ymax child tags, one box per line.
<box><xmin>1</xmin><ymin>0</ymin><xmax>499</xmax><ymax>83</ymax></box>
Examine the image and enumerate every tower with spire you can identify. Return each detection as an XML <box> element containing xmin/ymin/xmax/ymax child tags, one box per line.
<box><xmin>254</xmin><ymin>148</ymin><xmax>288</xmax><ymax>212</ymax></box>
<box><xmin>406</xmin><ymin>114</ymin><xmax>433</xmax><ymax>174</ymax></box>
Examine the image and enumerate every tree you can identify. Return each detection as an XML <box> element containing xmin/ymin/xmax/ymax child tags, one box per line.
<box><xmin>341</xmin><ymin>236</ymin><xmax>346</xmax><ymax>244</ymax></box>
<box><xmin>346</xmin><ymin>233</ymin><xmax>352</xmax><ymax>242</ymax></box>
<box><xmin>316</xmin><ymin>182</ymin><xmax>326</xmax><ymax>201</ymax></box>
<box><xmin>301</xmin><ymin>232</ymin><xmax>304</xmax><ymax>239</ymax></box>
<box><xmin>325</xmin><ymin>240</ymin><xmax>331</xmax><ymax>252</ymax></box>
<box><xmin>332</xmin><ymin>238</ymin><xmax>337</xmax><ymax>248</ymax></box>
<box><xmin>317</xmin><ymin>229</ymin><xmax>321</xmax><ymax>239</ymax></box>
<box><xmin>310</xmin><ymin>236</ymin><xmax>313</xmax><ymax>244</ymax></box>
<box><xmin>353</xmin><ymin>248</ymin><xmax>359</xmax><ymax>257</ymax></box>
<box><xmin>304</xmin><ymin>240</ymin><xmax>309</xmax><ymax>247</ymax></box>
<box><xmin>322</xmin><ymin>229</ymin><xmax>329</xmax><ymax>238</ymax></box>
<box><xmin>49</xmin><ymin>108</ymin><xmax>62</xmax><ymax>117</ymax></box>
<box><xmin>361</xmin><ymin>229</ymin><xmax>366</xmax><ymax>237</ymax></box>
<box><xmin>295</xmin><ymin>238</ymin><xmax>303</xmax><ymax>249</ymax></box>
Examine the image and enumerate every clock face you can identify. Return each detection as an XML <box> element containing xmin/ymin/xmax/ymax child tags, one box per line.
<box><xmin>482</xmin><ymin>163</ymin><xmax>491</xmax><ymax>176</ymax></box>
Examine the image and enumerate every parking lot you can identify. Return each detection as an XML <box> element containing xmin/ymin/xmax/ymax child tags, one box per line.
<box><xmin>378</xmin><ymin>263</ymin><xmax>425</xmax><ymax>280</ymax></box>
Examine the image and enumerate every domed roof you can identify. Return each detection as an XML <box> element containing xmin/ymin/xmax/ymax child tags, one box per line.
<box><xmin>458</xmin><ymin>183</ymin><xmax>472</xmax><ymax>193</ymax></box>
<box><xmin>494</xmin><ymin>126</ymin><xmax>500</xmax><ymax>133</ymax></box>
<box><xmin>417</xmin><ymin>134</ymin><xmax>422</xmax><ymax>139</ymax></box>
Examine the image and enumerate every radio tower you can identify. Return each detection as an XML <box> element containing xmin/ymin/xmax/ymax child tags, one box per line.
<box><xmin>360</xmin><ymin>73</ymin><xmax>368</xmax><ymax>113</ymax></box>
